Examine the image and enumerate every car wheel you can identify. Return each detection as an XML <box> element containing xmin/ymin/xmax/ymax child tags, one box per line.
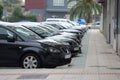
<box><xmin>21</xmin><ymin>53</ymin><xmax>41</xmax><ymax>69</ymax></box>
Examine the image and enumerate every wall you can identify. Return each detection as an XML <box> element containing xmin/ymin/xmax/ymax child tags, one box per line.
<box><xmin>102</xmin><ymin>0</ymin><xmax>107</xmax><ymax>40</ymax></box>
<box><xmin>25</xmin><ymin>0</ymin><xmax>68</xmax><ymax>20</ymax></box>
<box><xmin>104</xmin><ymin>0</ymin><xmax>120</xmax><ymax>54</ymax></box>
<box><xmin>118</xmin><ymin>0</ymin><xmax>120</xmax><ymax>55</ymax></box>
<box><xmin>46</xmin><ymin>0</ymin><xmax>67</xmax><ymax>11</ymax></box>
<box><xmin>98</xmin><ymin>0</ymin><xmax>120</xmax><ymax>54</ymax></box>
<box><xmin>109</xmin><ymin>0</ymin><xmax>116</xmax><ymax>51</ymax></box>
<box><xmin>25</xmin><ymin>0</ymin><xmax>45</xmax><ymax>11</ymax></box>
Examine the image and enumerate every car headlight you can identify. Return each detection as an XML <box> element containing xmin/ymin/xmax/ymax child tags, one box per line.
<box><xmin>48</xmin><ymin>47</ymin><xmax>61</xmax><ymax>53</ymax></box>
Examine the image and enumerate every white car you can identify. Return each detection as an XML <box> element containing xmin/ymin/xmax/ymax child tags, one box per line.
<box><xmin>88</xmin><ymin>21</ymin><xmax>100</xmax><ymax>29</ymax></box>
<box><xmin>46</xmin><ymin>18</ymin><xmax>80</xmax><ymax>26</ymax></box>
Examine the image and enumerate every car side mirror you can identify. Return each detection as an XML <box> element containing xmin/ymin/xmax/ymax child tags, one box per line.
<box><xmin>7</xmin><ymin>36</ymin><xmax>16</xmax><ymax>42</ymax></box>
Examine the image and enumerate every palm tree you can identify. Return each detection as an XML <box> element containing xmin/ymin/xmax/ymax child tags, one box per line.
<box><xmin>68</xmin><ymin>0</ymin><xmax>102</xmax><ymax>23</ymax></box>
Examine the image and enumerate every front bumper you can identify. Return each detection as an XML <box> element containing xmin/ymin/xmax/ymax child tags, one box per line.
<box><xmin>69</xmin><ymin>41</ymin><xmax>82</xmax><ymax>56</ymax></box>
<box><xmin>43</xmin><ymin>52</ymin><xmax>71</xmax><ymax>67</ymax></box>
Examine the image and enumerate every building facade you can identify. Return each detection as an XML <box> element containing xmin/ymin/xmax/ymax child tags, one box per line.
<box><xmin>95</xmin><ymin>0</ymin><xmax>120</xmax><ymax>55</ymax></box>
<box><xmin>46</xmin><ymin>0</ymin><xmax>68</xmax><ymax>18</ymax></box>
<box><xmin>25</xmin><ymin>0</ymin><xmax>71</xmax><ymax>21</ymax></box>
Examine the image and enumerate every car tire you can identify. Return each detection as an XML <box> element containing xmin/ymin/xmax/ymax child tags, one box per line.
<box><xmin>20</xmin><ymin>53</ymin><xmax>41</xmax><ymax>69</ymax></box>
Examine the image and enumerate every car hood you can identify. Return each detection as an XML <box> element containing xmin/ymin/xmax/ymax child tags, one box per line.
<box><xmin>57</xmin><ymin>33</ymin><xmax>76</xmax><ymax>39</ymax></box>
<box><xmin>46</xmin><ymin>35</ymin><xmax>73</xmax><ymax>42</ymax></box>
<box><xmin>72</xmin><ymin>25</ymin><xmax>87</xmax><ymax>29</ymax></box>
<box><xmin>53</xmin><ymin>32</ymin><xmax>77</xmax><ymax>38</ymax></box>
<box><xmin>36</xmin><ymin>38</ymin><xmax>62</xmax><ymax>46</ymax></box>
<box><xmin>60</xmin><ymin>32</ymin><xmax>76</xmax><ymax>36</ymax></box>
<box><xmin>60</xmin><ymin>29</ymin><xmax>80</xmax><ymax>32</ymax></box>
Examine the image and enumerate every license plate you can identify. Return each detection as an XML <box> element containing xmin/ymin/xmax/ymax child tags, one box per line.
<box><xmin>65</xmin><ymin>54</ymin><xmax>71</xmax><ymax>59</ymax></box>
<box><xmin>74</xmin><ymin>47</ymin><xmax>79</xmax><ymax>50</ymax></box>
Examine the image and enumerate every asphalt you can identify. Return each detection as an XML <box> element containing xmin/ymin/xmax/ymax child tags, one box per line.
<box><xmin>0</xmin><ymin>29</ymin><xmax>120</xmax><ymax>80</ymax></box>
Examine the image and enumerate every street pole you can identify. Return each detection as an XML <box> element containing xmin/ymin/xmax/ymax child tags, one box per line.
<box><xmin>116</xmin><ymin>0</ymin><xmax>119</xmax><ymax>55</ymax></box>
<box><xmin>93</xmin><ymin>1</ymin><xmax>96</xmax><ymax>29</ymax></box>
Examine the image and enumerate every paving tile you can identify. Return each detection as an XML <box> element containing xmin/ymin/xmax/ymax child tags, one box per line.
<box><xmin>46</xmin><ymin>75</ymin><xmax>64</xmax><ymax>80</ymax></box>
<box><xmin>99</xmin><ymin>75</ymin><xmax>118</xmax><ymax>80</ymax></box>
<box><xmin>63</xmin><ymin>75</ymin><xmax>82</xmax><ymax>80</ymax></box>
<box><xmin>0</xmin><ymin>76</ymin><xmax>10</xmax><ymax>80</ymax></box>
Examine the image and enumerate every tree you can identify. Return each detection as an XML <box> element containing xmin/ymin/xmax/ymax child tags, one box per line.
<box><xmin>68</xmin><ymin>0</ymin><xmax>102</xmax><ymax>23</ymax></box>
<box><xmin>2</xmin><ymin>0</ymin><xmax>21</xmax><ymax>12</ymax></box>
<box><xmin>25</xmin><ymin>14</ymin><xmax>37</xmax><ymax>22</ymax></box>
<box><xmin>1</xmin><ymin>0</ymin><xmax>22</xmax><ymax>21</ymax></box>
<box><xmin>7</xmin><ymin>7</ymin><xmax>24</xmax><ymax>22</ymax></box>
<box><xmin>8</xmin><ymin>7</ymin><xmax>37</xmax><ymax>22</ymax></box>
<box><xmin>0</xmin><ymin>3</ymin><xmax>3</xmax><ymax>20</ymax></box>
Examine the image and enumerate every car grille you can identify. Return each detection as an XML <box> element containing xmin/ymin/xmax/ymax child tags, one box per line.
<box><xmin>69</xmin><ymin>41</ymin><xmax>77</xmax><ymax>46</ymax></box>
<box><xmin>61</xmin><ymin>47</ymin><xmax>70</xmax><ymax>54</ymax></box>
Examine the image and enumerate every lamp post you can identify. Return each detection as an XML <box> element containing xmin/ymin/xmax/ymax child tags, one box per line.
<box><xmin>93</xmin><ymin>0</ymin><xmax>96</xmax><ymax>29</ymax></box>
<box><xmin>116</xmin><ymin>0</ymin><xmax>119</xmax><ymax>54</ymax></box>
<box><xmin>2</xmin><ymin>0</ymin><xmax>8</xmax><ymax>21</ymax></box>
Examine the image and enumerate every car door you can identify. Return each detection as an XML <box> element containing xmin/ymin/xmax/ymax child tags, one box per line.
<box><xmin>0</xmin><ymin>27</ymin><xmax>22</xmax><ymax>66</ymax></box>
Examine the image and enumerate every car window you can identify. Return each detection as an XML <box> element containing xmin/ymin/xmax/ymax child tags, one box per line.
<box><xmin>0</xmin><ymin>27</ymin><xmax>8</xmax><ymax>40</ymax></box>
<box><xmin>13</xmin><ymin>26</ymin><xmax>42</xmax><ymax>40</ymax></box>
<box><xmin>29</xmin><ymin>27</ymin><xmax>51</xmax><ymax>37</ymax></box>
<box><xmin>0</xmin><ymin>27</ymin><xmax>22</xmax><ymax>41</ymax></box>
<box><xmin>45</xmin><ymin>25</ymin><xmax>59</xmax><ymax>31</ymax></box>
<box><xmin>41</xmin><ymin>26</ymin><xmax>54</xmax><ymax>33</ymax></box>
<box><xmin>48</xmin><ymin>24</ymin><xmax>63</xmax><ymax>29</ymax></box>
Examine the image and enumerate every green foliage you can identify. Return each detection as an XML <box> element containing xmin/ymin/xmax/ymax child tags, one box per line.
<box><xmin>25</xmin><ymin>14</ymin><xmax>37</xmax><ymax>22</ymax></box>
<box><xmin>2</xmin><ymin>0</ymin><xmax>21</xmax><ymax>12</ymax></box>
<box><xmin>13</xmin><ymin>7</ymin><xmax>23</xmax><ymax>18</ymax></box>
<box><xmin>68</xmin><ymin>0</ymin><xmax>102</xmax><ymax>23</ymax></box>
<box><xmin>7</xmin><ymin>7</ymin><xmax>37</xmax><ymax>22</ymax></box>
<box><xmin>0</xmin><ymin>3</ymin><xmax>3</xmax><ymax>20</ymax></box>
<box><xmin>1</xmin><ymin>0</ymin><xmax>37</xmax><ymax>22</ymax></box>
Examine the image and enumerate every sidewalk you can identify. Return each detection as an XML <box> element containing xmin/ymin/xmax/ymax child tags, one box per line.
<box><xmin>0</xmin><ymin>29</ymin><xmax>120</xmax><ymax>80</ymax></box>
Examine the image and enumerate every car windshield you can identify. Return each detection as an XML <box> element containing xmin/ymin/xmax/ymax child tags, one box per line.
<box><xmin>59</xmin><ymin>23</ymin><xmax>73</xmax><ymax>28</ymax></box>
<box><xmin>47</xmin><ymin>24</ymin><xmax>64</xmax><ymax>29</ymax></box>
<box><xmin>45</xmin><ymin>25</ymin><xmax>59</xmax><ymax>31</ymax></box>
<box><xmin>11</xmin><ymin>26</ymin><xmax>42</xmax><ymax>40</ymax></box>
<box><xmin>29</xmin><ymin>27</ymin><xmax>52</xmax><ymax>37</ymax></box>
<box><xmin>40</xmin><ymin>26</ymin><xmax>55</xmax><ymax>33</ymax></box>
<box><xmin>38</xmin><ymin>25</ymin><xmax>60</xmax><ymax>36</ymax></box>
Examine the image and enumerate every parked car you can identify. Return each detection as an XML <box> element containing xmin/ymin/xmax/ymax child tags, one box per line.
<box><xmin>45</xmin><ymin>18</ymin><xmax>88</xmax><ymax>35</ymax></box>
<box><xmin>15</xmin><ymin>22</ymin><xmax>81</xmax><ymax>56</ymax></box>
<box><xmin>0</xmin><ymin>22</ymin><xmax>71</xmax><ymax>68</ymax></box>
<box><xmin>42</xmin><ymin>22</ymin><xmax>83</xmax><ymax>43</ymax></box>
<box><xmin>16</xmin><ymin>22</ymin><xmax>80</xmax><ymax>45</ymax></box>
<box><xmin>46</xmin><ymin>18</ymin><xmax>79</xmax><ymax>26</ymax></box>
<box><xmin>87</xmin><ymin>21</ymin><xmax>100</xmax><ymax>29</ymax></box>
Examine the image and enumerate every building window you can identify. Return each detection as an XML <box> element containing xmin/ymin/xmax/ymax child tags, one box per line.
<box><xmin>53</xmin><ymin>0</ymin><xmax>64</xmax><ymax>6</ymax></box>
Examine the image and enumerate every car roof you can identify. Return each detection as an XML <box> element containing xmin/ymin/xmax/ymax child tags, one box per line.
<box><xmin>46</xmin><ymin>18</ymin><xmax>69</xmax><ymax>22</ymax></box>
<box><xmin>14</xmin><ymin>22</ymin><xmax>42</xmax><ymax>27</ymax></box>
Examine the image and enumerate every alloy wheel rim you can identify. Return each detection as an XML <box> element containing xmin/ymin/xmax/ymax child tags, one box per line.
<box><xmin>23</xmin><ymin>56</ymin><xmax>38</xmax><ymax>69</ymax></box>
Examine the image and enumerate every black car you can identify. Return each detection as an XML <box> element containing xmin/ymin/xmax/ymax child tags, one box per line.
<box><xmin>16</xmin><ymin>23</ymin><xmax>81</xmax><ymax>56</ymax></box>
<box><xmin>0</xmin><ymin>22</ymin><xmax>71</xmax><ymax>68</ymax></box>
<box><xmin>42</xmin><ymin>22</ymin><xmax>82</xmax><ymax>43</ymax></box>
